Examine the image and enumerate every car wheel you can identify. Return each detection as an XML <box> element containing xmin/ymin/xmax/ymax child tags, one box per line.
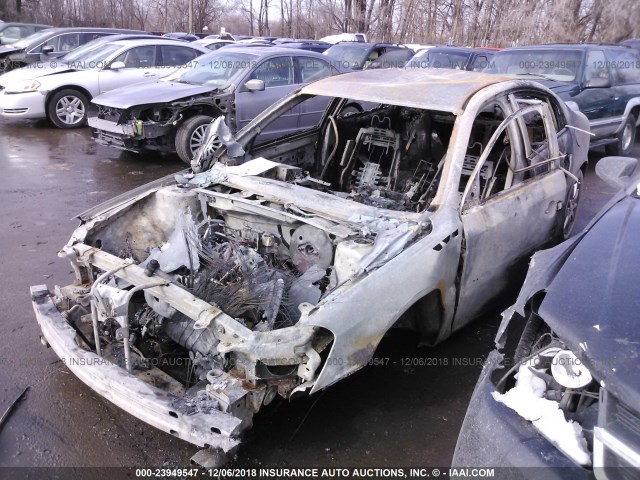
<box><xmin>175</xmin><ymin>115</ymin><xmax>221</xmax><ymax>164</ymax></box>
<box><xmin>47</xmin><ymin>89</ymin><xmax>89</xmax><ymax>128</ymax></box>
<box><xmin>559</xmin><ymin>168</ymin><xmax>583</xmax><ymax>241</ymax></box>
<box><xmin>605</xmin><ymin>114</ymin><xmax>636</xmax><ymax>156</ymax></box>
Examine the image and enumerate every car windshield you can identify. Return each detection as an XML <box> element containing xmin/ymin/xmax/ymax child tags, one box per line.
<box><xmin>61</xmin><ymin>37</ymin><xmax>113</xmax><ymax>62</ymax></box>
<box><xmin>63</xmin><ymin>43</ymin><xmax>123</xmax><ymax>68</ymax></box>
<box><xmin>324</xmin><ymin>44</ymin><xmax>370</xmax><ymax>67</ymax></box>
<box><xmin>408</xmin><ymin>50</ymin><xmax>471</xmax><ymax>69</ymax></box>
<box><xmin>178</xmin><ymin>52</ymin><xmax>257</xmax><ymax>87</ymax></box>
<box><xmin>12</xmin><ymin>29</ymin><xmax>54</xmax><ymax>48</ymax></box>
<box><xmin>368</xmin><ymin>49</ymin><xmax>413</xmax><ymax>69</ymax></box>
<box><xmin>486</xmin><ymin>49</ymin><xmax>583</xmax><ymax>82</ymax></box>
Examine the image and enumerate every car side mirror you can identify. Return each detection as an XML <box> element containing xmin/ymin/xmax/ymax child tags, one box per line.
<box><xmin>109</xmin><ymin>61</ymin><xmax>126</xmax><ymax>70</ymax></box>
<box><xmin>244</xmin><ymin>79</ymin><xmax>265</xmax><ymax>92</ymax></box>
<box><xmin>41</xmin><ymin>45</ymin><xmax>54</xmax><ymax>55</ymax></box>
<box><xmin>595</xmin><ymin>156</ymin><xmax>639</xmax><ymax>190</ymax></box>
<box><xmin>585</xmin><ymin>77</ymin><xmax>611</xmax><ymax>88</ymax></box>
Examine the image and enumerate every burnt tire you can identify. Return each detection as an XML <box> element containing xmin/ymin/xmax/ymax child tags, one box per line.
<box><xmin>47</xmin><ymin>89</ymin><xmax>89</xmax><ymax>128</ymax></box>
<box><xmin>558</xmin><ymin>168</ymin><xmax>583</xmax><ymax>241</ymax></box>
<box><xmin>175</xmin><ymin>115</ymin><xmax>218</xmax><ymax>164</ymax></box>
<box><xmin>513</xmin><ymin>311</ymin><xmax>545</xmax><ymax>364</ymax></box>
<box><xmin>605</xmin><ymin>114</ymin><xmax>636</xmax><ymax>156</ymax></box>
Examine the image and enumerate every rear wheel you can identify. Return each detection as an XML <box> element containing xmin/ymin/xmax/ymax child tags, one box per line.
<box><xmin>605</xmin><ymin>114</ymin><xmax>636</xmax><ymax>156</ymax></box>
<box><xmin>47</xmin><ymin>89</ymin><xmax>89</xmax><ymax>128</ymax></box>
<box><xmin>175</xmin><ymin>115</ymin><xmax>220</xmax><ymax>164</ymax></box>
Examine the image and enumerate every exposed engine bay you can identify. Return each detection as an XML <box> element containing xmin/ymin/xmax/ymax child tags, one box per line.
<box><xmin>50</xmin><ymin>152</ymin><xmax>429</xmax><ymax>461</ymax></box>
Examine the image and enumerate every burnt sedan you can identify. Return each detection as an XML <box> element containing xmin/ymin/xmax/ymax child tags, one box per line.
<box><xmin>31</xmin><ymin>69</ymin><xmax>589</xmax><ymax>466</ymax></box>
<box><xmin>453</xmin><ymin>156</ymin><xmax>640</xmax><ymax>478</ymax></box>
<box><xmin>87</xmin><ymin>46</ymin><xmax>339</xmax><ymax>163</ymax></box>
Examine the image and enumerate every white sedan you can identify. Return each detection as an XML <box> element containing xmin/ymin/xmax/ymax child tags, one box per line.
<box><xmin>0</xmin><ymin>38</ymin><xmax>208</xmax><ymax>128</ymax></box>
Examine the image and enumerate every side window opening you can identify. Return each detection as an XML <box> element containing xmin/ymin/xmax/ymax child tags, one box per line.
<box><xmin>461</xmin><ymin>95</ymin><xmax>561</xmax><ymax>211</ymax></box>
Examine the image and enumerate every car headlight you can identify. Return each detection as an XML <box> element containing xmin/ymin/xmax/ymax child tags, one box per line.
<box><xmin>4</xmin><ymin>79</ymin><xmax>41</xmax><ymax>93</ymax></box>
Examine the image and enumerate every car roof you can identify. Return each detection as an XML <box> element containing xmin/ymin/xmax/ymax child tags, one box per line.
<box><xmin>0</xmin><ymin>22</ymin><xmax>50</xmax><ymax>27</ymax></box>
<box><xmin>426</xmin><ymin>46</ymin><xmax>475</xmax><ymax>53</ymax></box>
<box><xmin>106</xmin><ymin>38</ymin><xmax>204</xmax><ymax>48</ymax></box>
<box><xmin>504</xmin><ymin>43</ymin><xmax>633</xmax><ymax>51</ymax></box>
<box><xmin>301</xmin><ymin>68</ymin><xmax>517</xmax><ymax>113</ymax></box>
<box><xmin>200</xmin><ymin>45</ymin><xmax>328</xmax><ymax>58</ymax></box>
<box><xmin>333</xmin><ymin>41</ymin><xmax>407</xmax><ymax>48</ymax></box>
<box><xmin>37</xmin><ymin>27</ymin><xmax>148</xmax><ymax>34</ymax></box>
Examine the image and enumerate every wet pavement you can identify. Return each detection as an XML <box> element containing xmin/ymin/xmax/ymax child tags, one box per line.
<box><xmin>0</xmin><ymin>116</ymin><xmax>630</xmax><ymax>471</ymax></box>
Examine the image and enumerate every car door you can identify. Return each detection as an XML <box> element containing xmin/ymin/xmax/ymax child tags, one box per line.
<box><xmin>295</xmin><ymin>56</ymin><xmax>335</xmax><ymax>130</ymax></box>
<box><xmin>97</xmin><ymin>45</ymin><xmax>159</xmax><ymax>94</ymax></box>
<box><xmin>607</xmin><ymin>48</ymin><xmax>640</xmax><ymax>122</ymax></box>
<box><xmin>574</xmin><ymin>49</ymin><xmax>618</xmax><ymax>137</ymax></box>
<box><xmin>27</xmin><ymin>33</ymin><xmax>80</xmax><ymax>62</ymax></box>
<box><xmin>235</xmin><ymin>55</ymin><xmax>299</xmax><ymax>141</ymax></box>
<box><xmin>452</xmin><ymin>95</ymin><xmax>568</xmax><ymax>329</ymax></box>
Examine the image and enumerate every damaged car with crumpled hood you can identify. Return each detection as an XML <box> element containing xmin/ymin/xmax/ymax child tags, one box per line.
<box><xmin>31</xmin><ymin>69</ymin><xmax>591</xmax><ymax>465</ymax></box>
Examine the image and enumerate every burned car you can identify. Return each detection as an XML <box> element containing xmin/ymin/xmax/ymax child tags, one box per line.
<box><xmin>31</xmin><ymin>69</ymin><xmax>589</xmax><ymax>465</ymax></box>
<box><xmin>87</xmin><ymin>46</ymin><xmax>340</xmax><ymax>163</ymax></box>
<box><xmin>453</xmin><ymin>156</ymin><xmax>640</xmax><ymax>478</ymax></box>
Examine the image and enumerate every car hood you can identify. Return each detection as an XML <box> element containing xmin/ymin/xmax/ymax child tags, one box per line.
<box><xmin>530</xmin><ymin>79</ymin><xmax>578</xmax><ymax>98</ymax></box>
<box><xmin>538</xmin><ymin>194</ymin><xmax>640</xmax><ymax>407</ymax></box>
<box><xmin>0</xmin><ymin>44</ymin><xmax>22</xmax><ymax>56</ymax></box>
<box><xmin>91</xmin><ymin>81</ymin><xmax>216</xmax><ymax>109</ymax></box>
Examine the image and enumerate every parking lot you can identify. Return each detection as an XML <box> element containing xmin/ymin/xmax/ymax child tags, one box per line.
<box><xmin>0</xmin><ymin>114</ymin><xmax>630</xmax><ymax>469</ymax></box>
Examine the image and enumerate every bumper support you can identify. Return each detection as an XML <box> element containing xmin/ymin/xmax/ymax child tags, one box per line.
<box><xmin>30</xmin><ymin>284</ymin><xmax>243</xmax><ymax>453</ymax></box>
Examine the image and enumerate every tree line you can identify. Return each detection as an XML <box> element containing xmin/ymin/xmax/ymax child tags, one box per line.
<box><xmin>1</xmin><ymin>0</ymin><xmax>638</xmax><ymax>46</ymax></box>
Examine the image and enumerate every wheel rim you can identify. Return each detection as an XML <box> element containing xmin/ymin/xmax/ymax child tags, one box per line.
<box><xmin>563</xmin><ymin>180</ymin><xmax>580</xmax><ymax>236</ymax></box>
<box><xmin>55</xmin><ymin>95</ymin><xmax>85</xmax><ymax>125</ymax></box>
<box><xmin>190</xmin><ymin>124</ymin><xmax>221</xmax><ymax>160</ymax></box>
<box><xmin>621</xmin><ymin>122</ymin><xmax>633</xmax><ymax>152</ymax></box>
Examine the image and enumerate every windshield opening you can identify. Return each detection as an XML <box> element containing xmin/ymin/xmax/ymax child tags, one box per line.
<box><xmin>240</xmin><ymin>95</ymin><xmax>457</xmax><ymax>213</ymax></box>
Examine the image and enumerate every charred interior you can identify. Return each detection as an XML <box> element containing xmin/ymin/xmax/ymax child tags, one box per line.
<box><xmin>312</xmin><ymin>105</ymin><xmax>454</xmax><ymax>212</ymax></box>
<box><xmin>249</xmin><ymin>95</ymin><xmax>550</xmax><ymax>213</ymax></box>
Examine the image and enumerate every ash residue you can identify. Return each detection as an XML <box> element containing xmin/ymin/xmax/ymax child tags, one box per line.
<box><xmin>181</xmin><ymin>390</ymin><xmax>220</xmax><ymax>415</ymax></box>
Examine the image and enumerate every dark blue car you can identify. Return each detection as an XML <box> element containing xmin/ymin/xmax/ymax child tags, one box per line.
<box><xmin>487</xmin><ymin>44</ymin><xmax>640</xmax><ymax>155</ymax></box>
<box><xmin>454</xmin><ymin>155</ymin><xmax>640</xmax><ymax>478</ymax></box>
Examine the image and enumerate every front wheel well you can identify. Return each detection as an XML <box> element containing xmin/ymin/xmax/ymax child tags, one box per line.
<box><xmin>45</xmin><ymin>85</ymin><xmax>93</xmax><ymax>117</ymax></box>
<box><xmin>394</xmin><ymin>289</ymin><xmax>444</xmax><ymax>346</ymax></box>
<box><xmin>629</xmin><ymin>106</ymin><xmax>640</xmax><ymax>126</ymax></box>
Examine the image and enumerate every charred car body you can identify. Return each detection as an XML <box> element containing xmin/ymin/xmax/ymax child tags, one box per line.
<box><xmin>32</xmin><ymin>69</ymin><xmax>590</xmax><ymax>464</ymax></box>
<box><xmin>88</xmin><ymin>47</ymin><xmax>340</xmax><ymax>163</ymax></box>
<box><xmin>453</xmin><ymin>156</ymin><xmax>640</xmax><ymax>478</ymax></box>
